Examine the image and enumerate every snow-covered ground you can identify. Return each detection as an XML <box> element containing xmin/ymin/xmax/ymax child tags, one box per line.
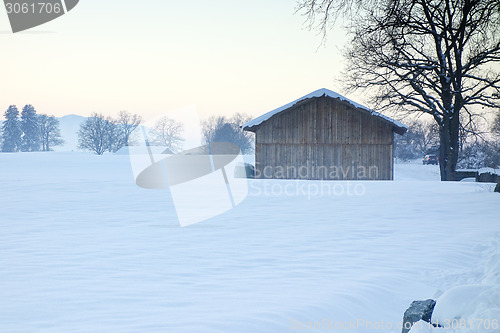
<box><xmin>0</xmin><ymin>153</ymin><xmax>498</xmax><ymax>332</ymax></box>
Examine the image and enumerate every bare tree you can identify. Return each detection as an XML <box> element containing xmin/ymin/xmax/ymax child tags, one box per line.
<box><xmin>457</xmin><ymin>139</ymin><xmax>500</xmax><ymax>169</ymax></box>
<box><xmin>493</xmin><ymin>112</ymin><xmax>500</xmax><ymax>137</ymax></box>
<box><xmin>116</xmin><ymin>111</ymin><xmax>142</xmax><ymax>147</ymax></box>
<box><xmin>78</xmin><ymin>113</ymin><xmax>115</xmax><ymax>155</ymax></box>
<box><xmin>38</xmin><ymin>114</ymin><xmax>64</xmax><ymax>151</ymax></box>
<box><xmin>149</xmin><ymin>116</ymin><xmax>184</xmax><ymax>152</ymax></box>
<box><xmin>202</xmin><ymin>113</ymin><xmax>254</xmax><ymax>154</ymax></box>
<box><xmin>78</xmin><ymin>111</ymin><xmax>144</xmax><ymax>154</ymax></box>
<box><xmin>297</xmin><ymin>0</ymin><xmax>500</xmax><ymax>180</ymax></box>
<box><xmin>414</xmin><ymin>120</ymin><xmax>440</xmax><ymax>155</ymax></box>
<box><xmin>395</xmin><ymin>119</ymin><xmax>439</xmax><ymax>160</ymax></box>
<box><xmin>104</xmin><ymin>116</ymin><xmax>121</xmax><ymax>153</ymax></box>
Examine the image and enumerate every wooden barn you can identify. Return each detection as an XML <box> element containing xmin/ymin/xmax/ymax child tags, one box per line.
<box><xmin>241</xmin><ymin>88</ymin><xmax>407</xmax><ymax>180</ymax></box>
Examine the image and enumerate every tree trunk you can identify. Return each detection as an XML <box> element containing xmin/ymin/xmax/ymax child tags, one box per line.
<box><xmin>438</xmin><ymin>114</ymin><xmax>460</xmax><ymax>181</ymax></box>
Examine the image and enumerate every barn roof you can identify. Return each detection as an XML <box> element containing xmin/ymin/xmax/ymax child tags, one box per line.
<box><xmin>241</xmin><ymin>88</ymin><xmax>408</xmax><ymax>135</ymax></box>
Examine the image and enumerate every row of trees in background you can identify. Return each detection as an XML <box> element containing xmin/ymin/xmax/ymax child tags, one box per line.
<box><xmin>395</xmin><ymin>114</ymin><xmax>500</xmax><ymax>169</ymax></box>
<box><xmin>6</xmin><ymin>103</ymin><xmax>496</xmax><ymax>169</ymax></box>
<box><xmin>3</xmin><ymin>101</ymin><xmax>497</xmax><ymax>169</ymax></box>
<box><xmin>77</xmin><ymin>111</ymin><xmax>254</xmax><ymax>155</ymax></box>
<box><xmin>1</xmin><ymin>107</ymin><xmax>254</xmax><ymax>155</ymax></box>
<box><xmin>1</xmin><ymin>105</ymin><xmax>63</xmax><ymax>152</ymax></box>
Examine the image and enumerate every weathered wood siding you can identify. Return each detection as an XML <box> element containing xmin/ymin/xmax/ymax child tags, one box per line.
<box><xmin>254</xmin><ymin>96</ymin><xmax>395</xmax><ymax>180</ymax></box>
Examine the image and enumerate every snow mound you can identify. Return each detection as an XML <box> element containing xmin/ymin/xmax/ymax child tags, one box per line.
<box><xmin>409</xmin><ymin>320</ymin><xmax>434</xmax><ymax>332</ymax></box>
<box><xmin>431</xmin><ymin>285</ymin><xmax>500</xmax><ymax>333</ymax></box>
<box><xmin>418</xmin><ymin>241</ymin><xmax>500</xmax><ymax>333</ymax></box>
<box><xmin>478</xmin><ymin>168</ymin><xmax>500</xmax><ymax>176</ymax></box>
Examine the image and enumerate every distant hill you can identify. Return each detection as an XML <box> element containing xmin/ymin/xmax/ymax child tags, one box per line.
<box><xmin>54</xmin><ymin>114</ymin><xmax>86</xmax><ymax>151</ymax></box>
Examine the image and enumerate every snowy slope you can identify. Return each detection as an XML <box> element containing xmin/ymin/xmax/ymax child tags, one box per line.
<box><xmin>0</xmin><ymin>155</ymin><xmax>498</xmax><ymax>332</ymax></box>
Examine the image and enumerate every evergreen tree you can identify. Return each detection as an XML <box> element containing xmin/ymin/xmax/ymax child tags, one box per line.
<box><xmin>38</xmin><ymin>114</ymin><xmax>64</xmax><ymax>151</ymax></box>
<box><xmin>20</xmin><ymin>104</ymin><xmax>40</xmax><ymax>152</ymax></box>
<box><xmin>1</xmin><ymin>105</ymin><xmax>22</xmax><ymax>152</ymax></box>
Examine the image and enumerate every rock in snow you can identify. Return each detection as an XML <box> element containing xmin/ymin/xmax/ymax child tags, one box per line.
<box><xmin>402</xmin><ymin>299</ymin><xmax>436</xmax><ymax>333</ymax></box>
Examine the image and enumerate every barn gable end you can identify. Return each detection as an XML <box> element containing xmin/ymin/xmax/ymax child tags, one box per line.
<box><xmin>242</xmin><ymin>89</ymin><xmax>407</xmax><ymax>180</ymax></box>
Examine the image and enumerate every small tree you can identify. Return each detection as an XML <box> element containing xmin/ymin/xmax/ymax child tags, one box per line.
<box><xmin>150</xmin><ymin>116</ymin><xmax>184</xmax><ymax>152</ymax></box>
<box><xmin>455</xmin><ymin>115</ymin><xmax>500</xmax><ymax>169</ymax></box>
<box><xmin>78</xmin><ymin>111</ymin><xmax>144</xmax><ymax>154</ymax></box>
<box><xmin>116</xmin><ymin>111</ymin><xmax>142</xmax><ymax>147</ymax></box>
<box><xmin>20</xmin><ymin>104</ymin><xmax>41</xmax><ymax>152</ymax></box>
<box><xmin>38</xmin><ymin>114</ymin><xmax>64</xmax><ymax>151</ymax></box>
<box><xmin>1</xmin><ymin>105</ymin><xmax>22</xmax><ymax>152</ymax></box>
<box><xmin>394</xmin><ymin>130</ymin><xmax>421</xmax><ymax>161</ymax></box>
<box><xmin>457</xmin><ymin>140</ymin><xmax>500</xmax><ymax>170</ymax></box>
<box><xmin>78</xmin><ymin>113</ymin><xmax>114</xmax><ymax>155</ymax></box>
<box><xmin>457</xmin><ymin>141</ymin><xmax>488</xmax><ymax>169</ymax></box>
<box><xmin>103</xmin><ymin>116</ymin><xmax>121</xmax><ymax>153</ymax></box>
<box><xmin>202</xmin><ymin>113</ymin><xmax>254</xmax><ymax>154</ymax></box>
<box><xmin>395</xmin><ymin>120</ymin><xmax>439</xmax><ymax>161</ymax></box>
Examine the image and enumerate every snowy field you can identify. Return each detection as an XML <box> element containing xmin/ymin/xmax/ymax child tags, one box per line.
<box><xmin>0</xmin><ymin>153</ymin><xmax>498</xmax><ymax>332</ymax></box>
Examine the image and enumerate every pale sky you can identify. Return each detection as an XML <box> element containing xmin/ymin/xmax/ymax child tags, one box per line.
<box><xmin>0</xmin><ymin>0</ymin><xmax>351</xmax><ymax>120</ymax></box>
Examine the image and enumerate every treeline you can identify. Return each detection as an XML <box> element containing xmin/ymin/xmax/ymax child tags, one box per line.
<box><xmin>1</xmin><ymin>105</ymin><xmax>63</xmax><ymax>152</ymax></box>
<box><xmin>77</xmin><ymin>112</ymin><xmax>254</xmax><ymax>155</ymax></box>
<box><xmin>4</xmin><ymin>103</ymin><xmax>498</xmax><ymax>169</ymax></box>
<box><xmin>395</xmin><ymin>114</ymin><xmax>500</xmax><ymax>169</ymax></box>
<box><xmin>1</xmin><ymin>106</ymin><xmax>255</xmax><ymax>155</ymax></box>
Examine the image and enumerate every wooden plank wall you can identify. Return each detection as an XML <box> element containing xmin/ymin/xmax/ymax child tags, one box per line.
<box><xmin>254</xmin><ymin>96</ymin><xmax>395</xmax><ymax>180</ymax></box>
